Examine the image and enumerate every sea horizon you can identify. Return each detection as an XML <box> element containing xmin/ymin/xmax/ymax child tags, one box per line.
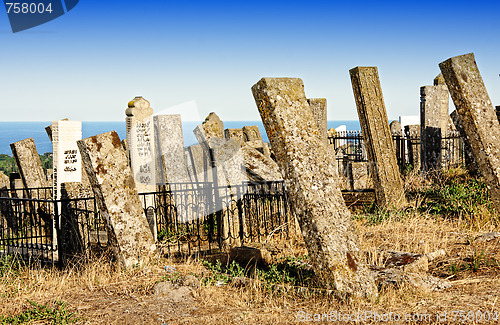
<box><xmin>0</xmin><ymin>120</ymin><xmax>361</xmax><ymax>155</ymax></box>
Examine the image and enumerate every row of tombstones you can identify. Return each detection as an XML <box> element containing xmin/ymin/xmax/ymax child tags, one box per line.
<box><xmin>2</xmin><ymin>53</ymin><xmax>499</xmax><ymax>299</ymax></box>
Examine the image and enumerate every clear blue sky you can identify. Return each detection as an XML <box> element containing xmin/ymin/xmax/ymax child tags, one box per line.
<box><xmin>1</xmin><ymin>0</ymin><xmax>499</xmax><ymax>122</ymax></box>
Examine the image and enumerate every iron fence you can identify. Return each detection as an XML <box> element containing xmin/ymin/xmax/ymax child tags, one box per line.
<box><xmin>328</xmin><ymin>131</ymin><xmax>465</xmax><ymax>173</ymax></box>
<box><xmin>0</xmin><ymin>181</ymin><xmax>292</xmax><ymax>265</ymax></box>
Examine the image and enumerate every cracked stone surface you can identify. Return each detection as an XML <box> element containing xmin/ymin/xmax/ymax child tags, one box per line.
<box><xmin>439</xmin><ymin>53</ymin><xmax>500</xmax><ymax>211</ymax></box>
<box><xmin>77</xmin><ymin>131</ymin><xmax>156</xmax><ymax>270</ymax></box>
<box><xmin>252</xmin><ymin>77</ymin><xmax>376</xmax><ymax>299</ymax></box>
<box><xmin>349</xmin><ymin>67</ymin><xmax>407</xmax><ymax>209</ymax></box>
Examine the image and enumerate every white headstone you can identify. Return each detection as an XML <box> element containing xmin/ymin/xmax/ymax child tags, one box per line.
<box><xmin>126</xmin><ymin>97</ymin><xmax>156</xmax><ymax>192</ymax></box>
<box><xmin>52</xmin><ymin>120</ymin><xmax>82</xmax><ymax>201</ymax></box>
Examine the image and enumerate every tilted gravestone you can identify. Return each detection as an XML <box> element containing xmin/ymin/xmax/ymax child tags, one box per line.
<box><xmin>252</xmin><ymin>77</ymin><xmax>376</xmax><ymax>298</ymax></box>
<box><xmin>10</xmin><ymin>138</ymin><xmax>50</xmax><ymax>192</ymax></box>
<box><xmin>307</xmin><ymin>98</ymin><xmax>328</xmax><ymax>145</ymax></box>
<box><xmin>440</xmin><ymin>53</ymin><xmax>500</xmax><ymax>210</ymax></box>
<box><xmin>350</xmin><ymin>67</ymin><xmax>407</xmax><ymax>209</ymax></box>
<box><xmin>77</xmin><ymin>131</ymin><xmax>156</xmax><ymax>269</ymax></box>
<box><xmin>420</xmin><ymin>85</ymin><xmax>449</xmax><ymax>171</ymax></box>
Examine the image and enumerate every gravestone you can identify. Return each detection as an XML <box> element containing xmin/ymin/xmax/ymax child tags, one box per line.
<box><xmin>187</xmin><ymin>144</ymin><xmax>212</xmax><ymax>183</ymax></box>
<box><xmin>77</xmin><ymin>131</ymin><xmax>156</xmax><ymax>269</ymax></box>
<box><xmin>420</xmin><ymin>85</ymin><xmax>449</xmax><ymax>171</ymax></box>
<box><xmin>347</xmin><ymin>161</ymin><xmax>372</xmax><ymax>190</ymax></box>
<box><xmin>154</xmin><ymin>115</ymin><xmax>190</xmax><ymax>184</ymax></box>
<box><xmin>404</xmin><ymin>125</ymin><xmax>421</xmax><ymax>171</ymax></box>
<box><xmin>51</xmin><ymin>120</ymin><xmax>83</xmax><ymax>201</ymax></box>
<box><xmin>307</xmin><ymin>98</ymin><xmax>328</xmax><ymax>145</ymax></box>
<box><xmin>9</xmin><ymin>173</ymin><xmax>23</xmax><ymax>198</ymax></box>
<box><xmin>389</xmin><ymin>120</ymin><xmax>402</xmax><ymax>135</ymax></box>
<box><xmin>193</xmin><ymin>112</ymin><xmax>224</xmax><ymax>155</ymax></box>
<box><xmin>242</xmin><ymin>125</ymin><xmax>265</xmax><ymax>154</ymax></box>
<box><xmin>439</xmin><ymin>53</ymin><xmax>500</xmax><ymax>211</ymax></box>
<box><xmin>350</xmin><ymin>67</ymin><xmax>407</xmax><ymax>208</ymax></box>
<box><xmin>252</xmin><ymin>77</ymin><xmax>376</xmax><ymax>298</ymax></box>
<box><xmin>224</xmin><ymin>128</ymin><xmax>245</xmax><ymax>145</ymax></box>
<box><xmin>0</xmin><ymin>171</ymin><xmax>15</xmax><ymax>230</ymax></box>
<box><xmin>10</xmin><ymin>138</ymin><xmax>50</xmax><ymax>194</ymax></box>
<box><xmin>125</xmin><ymin>96</ymin><xmax>156</xmax><ymax>193</ymax></box>
<box><xmin>45</xmin><ymin>118</ymin><xmax>68</xmax><ymax>141</ymax></box>
<box><xmin>126</xmin><ymin>97</ymin><xmax>157</xmax><ymax>238</ymax></box>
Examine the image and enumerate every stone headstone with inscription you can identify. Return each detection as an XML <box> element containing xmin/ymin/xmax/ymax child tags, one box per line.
<box><xmin>51</xmin><ymin>120</ymin><xmax>82</xmax><ymax>201</ymax></box>
<box><xmin>126</xmin><ymin>97</ymin><xmax>156</xmax><ymax>192</ymax></box>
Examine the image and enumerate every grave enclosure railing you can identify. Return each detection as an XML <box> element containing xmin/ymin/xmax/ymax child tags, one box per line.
<box><xmin>328</xmin><ymin>131</ymin><xmax>465</xmax><ymax>173</ymax></box>
<box><xmin>0</xmin><ymin>181</ymin><xmax>292</xmax><ymax>266</ymax></box>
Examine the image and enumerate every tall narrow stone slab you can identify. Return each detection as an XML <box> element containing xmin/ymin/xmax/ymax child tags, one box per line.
<box><xmin>51</xmin><ymin>120</ymin><xmax>83</xmax><ymax>201</ymax></box>
<box><xmin>10</xmin><ymin>138</ymin><xmax>50</xmax><ymax>192</ymax></box>
<box><xmin>0</xmin><ymin>171</ymin><xmax>15</xmax><ymax>230</ymax></box>
<box><xmin>420</xmin><ymin>85</ymin><xmax>449</xmax><ymax>171</ymax></box>
<box><xmin>252</xmin><ymin>77</ymin><xmax>376</xmax><ymax>298</ymax></box>
<box><xmin>77</xmin><ymin>131</ymin><xmax>156</xmax><ymax>269</ymax></box>
<box><xmin>440</xmin><ymin>53</ymin><xmax>500</xmax><ymax>206</ymax></box>
<box><xmin>154</xmin><ymin>115</ymin><xmax>190</xmax><ymax>184</ymax></box>
<box><xmin>404</xmin><ymin>125</ymin><xmax>421</xmax><ymax>171</ymax></box>
<box><xmin>307</xmin><ymin>98</ymin><xmax>328</xmax><ymax>145</ymax></box>
<box><xmin>349</xmin><ymin>67</ymin><xmax>406</xmax><ymax>208</ymax></box>
<box><xmin>187</xmin><ymin>144</ymin><xmax>212</xmax><ymax>183</ymax></box>
<box><xmin>126</xmin><ymin>97</ymin><xmax>156</xmax><ymax>192</ymax></box>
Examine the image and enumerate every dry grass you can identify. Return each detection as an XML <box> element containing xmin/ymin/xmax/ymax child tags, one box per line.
<box><xmin>1</xmin><ymin>170</ymin><xmax>500</xmax><ymax>323</ymax></box>
<box><xmin>1</xmin><ymin>211</ymin><xmax>498</xmax><ymax>324</ymax></box>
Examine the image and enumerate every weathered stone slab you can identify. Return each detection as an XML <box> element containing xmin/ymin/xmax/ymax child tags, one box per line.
<box><xmin>420</xmin><ymin>85</ymin><xmax>449</xmax><ymax>171</ymax></box>
<box><xmin>77</xmin><ymin>131</ymin><xmax>156</xmax><ymax>269</ymax></box>
<box><xmin>193</xmin><ymin>112</ymin><xmax>224</xmax><ymax>154</ymax></box>
<box><xmin>347</xmin><ymin>161</ymin><xmax>372</xmax><ymax>190</ymax></box>
<box><xmin>187</xmin><ymin>144</ymin><xmax>212</xmax><ymax>183</ymax></box>
<box><xmin>404</xmin><ymin>125</ymin><xmax>421</xmax><ymax>171</ymax></box>
<box><xmin>242</xmin><ymin>125</ymin><xmax>265</xmax><ymax>154</ymax></box>
<box><xmin>126</xmin><ymin>97</ymin><xmax>156</xmax><ymax>192</ymax></box>
<box><xmin>307</xmin><ymin>98</ymin><xmax>328</xmax><ymax>145</ymax></box>
<box><xmin>154</xmin><ymin>115</ymin><xmax>190</xmax><ymax>184</ymax></box>
<box><xmin>10</xmin><ymin>138</ymin><xmax>50</xmax><ymax>192</ymax></box>
<box><xmin>252</xmin><ymin>77</ymin><xmax>376</xmax><ymax>298</ymax></box>
<box><xmin>440</xmin><ymin>53</ymin><xmax>500</xmax><ymax>206</ymax></box>
<box><xmin>349</xmin><ymin>67</ymin><xmax>407</xmax><ymax>208</ymax></box>
<box><xmin>0</xmin><ymin>171</ymin><xmax>15</xmax><ymax>230</ymax></box>
<box><xmin>224</xmin><ymin>128</ymin><xmax>245</xmax><ymax>145</ymax></box>
<box><xmin>241</xmin><ymin>145</ymin><xmax>282</xmax><ymax>182</ymax></box>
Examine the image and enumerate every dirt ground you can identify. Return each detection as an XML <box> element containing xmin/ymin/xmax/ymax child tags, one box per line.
<box><xmin>1</xmin><ymin>214</ymin><xmax>499</xmax><ymax>324</ymax></box>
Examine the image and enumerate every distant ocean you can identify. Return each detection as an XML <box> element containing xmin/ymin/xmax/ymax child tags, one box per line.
<box><xmin>0</xmin><ymin>120</ymin><xmax>361</xmax><ymax>155</ymax></box>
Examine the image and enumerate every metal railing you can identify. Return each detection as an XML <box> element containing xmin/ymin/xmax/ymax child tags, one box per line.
<box><xmin>0</xmin><ymin>181</ymin><xmax>292</xmax><ymax>265</ymax></box>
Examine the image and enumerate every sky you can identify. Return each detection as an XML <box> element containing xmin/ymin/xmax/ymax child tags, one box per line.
<box><xmin>1</xmin><ymin>0</ymin><xmax>499</xmax><ymax>122</ymax></box>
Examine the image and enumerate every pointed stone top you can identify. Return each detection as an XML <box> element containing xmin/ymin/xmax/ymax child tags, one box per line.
<box><xmin>201</xmin><ymin>112</ymin><xmax>224</xmax><ymax>137</ymax></box>
<box><xmin>126</xmin><ymin>96</ymin><xmax>153</xmax><ymax>120</ymax></box>
<box><xmin>433</xmin><ymin>73</ymin><xmax>446</xmax><ymax>86</ymax></box>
